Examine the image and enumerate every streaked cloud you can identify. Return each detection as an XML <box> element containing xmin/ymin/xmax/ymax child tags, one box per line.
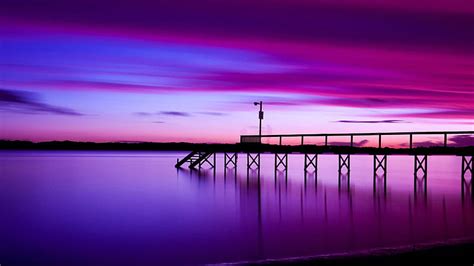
<box><xmin>337</xmin><ymin>120</ymin><xmax>405</xmax><ymax>124</ymax></box>
<box><xmin>196</xmin><ymin>112</ymin><xmax>227</xmax><ymax>116</ymax></box>
<box><xmin>0</xmin><ymin>89</ymin><xmax>83</xmax><ymax>116</ymax></box>
<box><xmin>134</xmin><ymin>111</ymin><xmax>226</xmax><ymax>117</ymax></box>
<box><xmin>133</xmin><ymin>112</ymin><xmax>154</xmax><ymax>116</ymax></box>
<box><xmin>159</xmin><ymin>111</ymin><xmax>191</xmax><ymax>117</ymax></box>
<box><xmin>1</xmin><ymin>0</ymin><xmax>473</xmax><ymax>51</ymax></box>
<box><xmin>449</xmin><ymin>135</ymin><xmax>474</xmax><ymax>147</ymax></box>
<box><xmin>329</xmin><ymin>139</ymin><xmax>369</xmax><ymax>147</ymax></box>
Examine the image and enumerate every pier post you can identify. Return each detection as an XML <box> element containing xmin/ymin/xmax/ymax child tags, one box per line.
<box><xmin>224</xmin><ymin>152</ymin><xmax>238</xmax><ymax>168</ymax></box>
<box><xmin>338</xmin><ymin>154</ymin><xmax>351</xmax><ymax>187</ymax></box>
<box><xmin>414</xmin><ymin>155</ymin><xmax>428</xmax><ymax>197</ymax></box>
<box><xmin>247</xmin><ymin>153</ymin><xmax>261</xmax><ymax>178</ymax></box>
<box><xmin>304</xmin><ymin>154</ymin><xmax>318</xmax><ymax>172</ymax></box>
<box><xmin>198</xmin><ymin>152</ymin><xmax>215</xmax><ymax>169</ymax></box>
<box><xmin>461</xmin><ymin>155</ymin><xmax>473</xmax><ymax>183</ymax></box>
<box><xmin>373</xmin><ymin>155</ymin><xmax>387</xmax><ymax>195</ymax></box>
<box><xmin>274</xmin><ymin>153</ymin><xmax>288</xmax><ymax>180</ymax></box>
<box><xmin>414</xmin><ymin>155</ymin><xmax>428</xmax><ymax>179</ymax></box>
<box><xmin>338</xmin><ymin>154</ymin><xmax>350</xmax><ymax>175</ymax></box>
<box><xmin>198</xmin><ymin>152</ymin><xmax>203</xmax><ymax>169</ymax></box>
<box><xmin>198</xmin><ymin>152</ymin><xmax>204</xmax><ymax>169</ymax></box>
<box><xmin>461</xmin><ymin>155</ymin><xmax>474</xmax><ymax>201</ymax></box>
<box><xmin>213</xmin><ymin>153</ymin><xmax>216</xmax><ymax>175</ymax></box>
<box><xmin>224</xmin><ymin>152</ymin><xmax>238</xmax><ymax>178</ymax></box>
<box><xmin>304</xmin><ymin>153</ymin><xmax>318</xmax><ymax>182</ymax></box>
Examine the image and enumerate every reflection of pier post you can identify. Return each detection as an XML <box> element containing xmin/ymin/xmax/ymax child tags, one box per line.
<box><xmin>304</xmin><ymin>154</ymin><xmax>318</xmax><ymax>181</ymax></box>
<box><xmin>373</xmin><ymin>155</ymin><xmax>387</xmax><ymax>195</ymax></box>
<box><xmin>338</xmin><ymin>154</ymin><xmax>350</xmax><ymax>189</ymax></box>
<box><xmin>414</xmin><ymin>155</ymin><xmax>428</xmax><ymax>201</ymax></box>
<box><xmin>462</xmin><ymin>178</ymin><xmax>472</xmax><ymax>204</ymax></box>
<box><xmin>240</xmin><ymin>170</ymin><xmax>264</xmax><ymax>260</ymax></box>
<box><xmin>274</xmin><ymin>153</ymin><xmax>288</xmax><ymax>180</ymax></box>
<box><xmin>461</xmin><ymin>155</ymin><xmax>473</xmax><ymax>203</ymax></box>
<box><xmin>373</xmin><ymin>176</ymin><xmax>387</xmax><ymax>245</ymax></box>
<box><xmin>247</xmin><ymin>153</ymin><xmax>261</xmax><ymax>179</ymax></box>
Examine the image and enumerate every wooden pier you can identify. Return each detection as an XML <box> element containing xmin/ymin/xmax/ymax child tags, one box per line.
<box><xmin>175</xmin><ymin>130</ymin><xmax>473</xmax><ymax>193</ymax></box>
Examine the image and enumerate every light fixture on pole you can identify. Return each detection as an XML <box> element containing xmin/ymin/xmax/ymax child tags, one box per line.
<box><xmin>253</xmin><ymin>101</ymin><xmax>263</xmax><ymax>142</ymax></box>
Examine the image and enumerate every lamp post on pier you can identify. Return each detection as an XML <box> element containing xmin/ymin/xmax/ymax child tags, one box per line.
<box><xmin>254</xmin><ymin>101</ymin><xmax>263</xmax><ymax>142</ymax></box>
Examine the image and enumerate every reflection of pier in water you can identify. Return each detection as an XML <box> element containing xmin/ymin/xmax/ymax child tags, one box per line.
<box><xmin>176</xmin><ymin>158</ymin><xmax>474</xmax><ymax>261</ymax></box>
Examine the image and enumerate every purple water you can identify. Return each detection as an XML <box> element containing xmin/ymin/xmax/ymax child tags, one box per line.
<box><xmin>1</xmin><ymin>151</ymin><xmax>473</xmax><ymax>265</ymax></box>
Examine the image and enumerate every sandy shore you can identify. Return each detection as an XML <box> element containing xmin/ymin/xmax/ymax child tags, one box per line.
<box><xmin>223</xmin><ymin>238</ymin><xmax>474</xmax><ymax>265</ymax></box>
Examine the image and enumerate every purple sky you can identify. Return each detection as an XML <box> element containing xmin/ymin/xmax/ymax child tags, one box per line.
<box><xmin>1</xmin><ymin>0</ymin><xmax>473</xmax><ymax>143</ymax></box>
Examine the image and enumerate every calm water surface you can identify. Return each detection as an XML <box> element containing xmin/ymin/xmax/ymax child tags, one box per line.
<box><xmin>1</xmin><ymin>151</ymin><xmax>473</xmax><ymax>265</ymax></box>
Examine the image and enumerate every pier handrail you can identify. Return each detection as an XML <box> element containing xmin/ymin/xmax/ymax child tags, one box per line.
<box><xmin>240</xmin><ymin>130</ymin><xmax>474</xmax><ymax>148</ymax></box>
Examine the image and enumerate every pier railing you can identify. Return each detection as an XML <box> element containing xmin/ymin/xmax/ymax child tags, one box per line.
<box><xmin>240</xmin><ymin>130</ymin><xmax>474</xmax><ymax>148</ymax></box>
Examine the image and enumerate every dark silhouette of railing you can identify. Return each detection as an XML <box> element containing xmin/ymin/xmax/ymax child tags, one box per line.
<box><xmin>241</xmin><ymin>130</ymin><xmax>474</xmax><ymax>148</ymax></box>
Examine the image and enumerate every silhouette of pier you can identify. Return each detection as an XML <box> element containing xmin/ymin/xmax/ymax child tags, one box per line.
<box><xmin>175</xmin><ymin>130</ymin><xmax>473</xmax><ymax>193</ymax></box>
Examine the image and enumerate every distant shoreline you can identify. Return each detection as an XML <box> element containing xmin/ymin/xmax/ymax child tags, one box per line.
<box><xmin>0</xmin><ymin>140</ymin><xmax>235</xmax><ymax>151</ymax></box>
<box><xmin>1</xmin><ymin>140</ymin><xmax>473</xmax><ymax>156</ymax></box>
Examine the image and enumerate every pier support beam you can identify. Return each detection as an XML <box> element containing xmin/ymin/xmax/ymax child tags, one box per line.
<box><xmin>247</xmin><ymin>153</ymin><xmax>261</xmax><ymax>178</ymax></box>
<box><xmin>414</xmin><ymin>155</ymin><xmax>428</xmax><ymax>179</ymax></box>
<box><xmin>373</xmin><ymin>155</ymin><xmax>387</xmax><ymax>193</ymax></box>
<box><xmin>224</xmin><ymin>153</ymin><xmax>238</xmax><ymax>168</ymax></box>
<box><xmin>338</xmin><ymin>154</ymin><xmax>351</xmax><ymax>188</ymax></box>
<box><xmin>198</xmin><ymin>152</ymin><xmax>216</xmax><ymax>169</ymax></box>
<box><xmin>304</xmin><ymin>154</ymin><xmax>318</xmax><ymax>172</ymax></box>
<box><xmin>414</xmin><ymin>155</ymin><xmax>428</xmax><ymax>199</ymax></box>
<box><xmin>304</xmin><ymin>154</ymin><xmax>318</xmax><ymax>181</ymax></box>
<box><xmin>274</xmin><ymin>153</ymin><xmax>288</xmax><ymax>181</ymax></box>
<box><xmin>461</xmin><ymin>155</ymin><xmax>473</xmax><ymax>184</ymax></box>
<box><xmin>224</xmin><ymin>152</ymin><xmax>238</xmax><ymax>178</ymax></box>
<box><xmin>338</xmin><ymin>154</ymin><xmax>350</xmax><ymax>175</ymax></box>
<box><xmin>462</xmin><ymin>155</ymin><xmax>473</xmax><ymax>202</ymax></box>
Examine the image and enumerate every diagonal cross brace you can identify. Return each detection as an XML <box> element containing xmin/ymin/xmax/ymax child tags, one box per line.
<box><xmin>462</xmin><ymin>155</ymin><xmax>473</xmax><ymax>182</ymax></box>
<box><xmin>224</xmin><ymin>153</ymin><xmax>238</xmax><ymax>168</ymax></box>
<box><xmin>304</xmin><ymin>154</ymin><xmax>318</xmax><ymax>171</ymax></box>
<box><xmin>414</xmin><ymin>155</ymin><xmax>428</xmax><ymax>179</ymax></box>
<box><xmin>339</xmin><ymin>154</ymin><xmax>350</xmax><ymax>170</ymax></box>
<box><xmin>247</xmin><ymin>153</ymin><xmax>260</xmax><ymax>169</ymax></box>
<box><xmin>275</xmin><ymin>153</ymin><xmax>288</xmax><ymax>170</ymax></box>
<box><xmin>198</xmin><ymin>152</ymin><xmax>215</xmax><ymax>168</ymax></box>
<box><xmin>374</xmin><ymin>155</ymin><xmax>387</xmax><ymax>174</ymax></box>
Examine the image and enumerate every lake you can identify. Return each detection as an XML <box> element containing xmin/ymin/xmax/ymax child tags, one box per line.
<box><xmin>1</xmin><ymin>151</ymin><xmax>473</xmax><ymax>265</ymax></box>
